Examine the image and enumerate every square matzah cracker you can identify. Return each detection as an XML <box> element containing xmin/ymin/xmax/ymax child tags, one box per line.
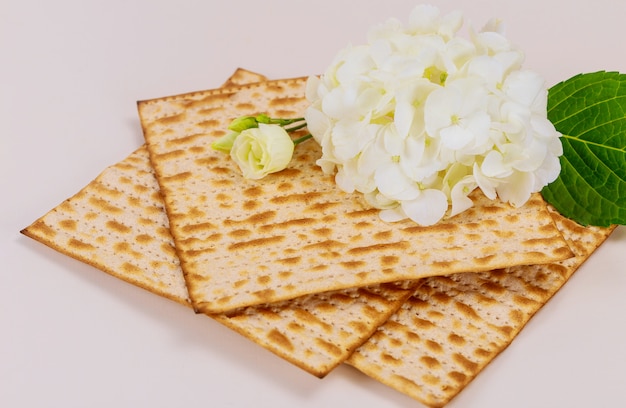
<box><xmin>138</xmin><ymin>78</ymin><xmax>574</xmax><ymax>314</ymax></box>
<box><xmin>20</xmin><ymin>70</ymin><xmax>417</xmax><ymax>377</ymax></box>
<box><xmin>346</xmin><ymin>209</ymin><xmax>615</xmax><ymax>407</ymax></box>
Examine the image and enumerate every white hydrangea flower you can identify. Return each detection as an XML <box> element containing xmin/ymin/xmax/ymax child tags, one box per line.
<box><xmin>304</xmin><ymin>4</ymin><xmax>562</xmax><ymax>226</ymax></box>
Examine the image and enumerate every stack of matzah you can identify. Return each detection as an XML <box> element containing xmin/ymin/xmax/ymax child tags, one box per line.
<box><xmin>21</xmin><ymin>69</ymin><xmax>616</xmax><ymax>407</ymax></box>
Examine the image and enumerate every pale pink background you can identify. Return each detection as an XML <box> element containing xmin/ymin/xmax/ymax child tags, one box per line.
<box><xmin>2</xmin><ymin>1</ymin><xmax>625</xmax><ymax>407</ymax></box>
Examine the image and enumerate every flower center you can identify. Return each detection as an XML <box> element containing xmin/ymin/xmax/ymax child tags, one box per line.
<box><xmin>423</xmin><ymin>66</ymin><xmax>448</xmax><ymax>85</ymax></box>
<box><xmin>371</xmin><ymin>115</ymin><xmax>394</xmax><ymax>125</ymax></box>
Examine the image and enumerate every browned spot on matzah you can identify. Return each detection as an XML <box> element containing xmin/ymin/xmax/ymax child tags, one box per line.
<box><xmin>495</xmin><ymin>229</ymin><xmax>515</xmax><ymax>239</ymax></box>
<box><xmin>92</xmin><ymin>183</ymin><xmax>122</xmax><ymax>198</ymax></box>
<box><xmin>455</xmin><ymin>301</ymin><xmax>481</xmax><ymax>320</ymax></box>
<box><xmin>413</xmin><ymin>317</ymin><xmax>436</xmax><ymax>330</ymax></box>
<box><xmin>267</xmin><ymin>329</ymin><xmax>294</xmax><ymax>352</ymax></box>
<box><xmin>302</xmin><ymin>240</ymin><xmax>345</xmax><ymax>251</ymax></box>
<box><xmin>315</xmin><ymin>339</ymin><xmax>342</xmax><ymax>357</ymax></box>
<box><xmin>58</xmin><ymin>219</ymin><xmax>77</xmax><ymax>231</ymax></box>
<box><xmin>452</xmin><ymin>353</ymin><xmax>478</xmax><ymax>372</ymax></box>
<box><xmin>162</xmin><ymin>171</ymin><xmax>192</xmax><ymax>184</ymax></box>
<box><xmin>180</xmin><ymin>221</ymin><xmax>216</xmax><ymax>234</ymax></box>
<box><xmin>311</xmin><ymin>228</ymin><xmax>332</xmax><ymax>237</ymax></box>
<box><xmin>160</xmin><ymin>243</ymin><xmax>177</xmax><ymax>257</ymax></box>
<box><xmin>347</xmin><ymin>241</ymin><xmax>410</xmax><ymax>255</ymax></box>
<box><xmin>293</xmin><ymin>309</ymin><xmax>331</xmax><ymax>332</ymax></box>
<box><xmin>277</xmin><ymin>182</ymin><xmax>293</xmax><ymax>191</ymax></box>
<box><xmin>252</xmin><ymin>289</ymin><xmax>275</xmax><ymax>301</ymax></box>
<box><xmin>243</xmin><ymin>186</ymin><xmax>263</xmax><ymax>197</ymax></box>
<box><xmin>228</xmin><ymin>229</ymin><xmax>251</xmax><ymax>238</ymax></box>
<box><xmin>235</xmin><ymin>211</ymin><xmax>276</xmax><ymax>226</ymax></box>
<box><xmin>154</xmin><ymin>149</ymin><xmax>186</xmax><ymax>161</ymax></box>
<box><xmin>306</xmin><ymin>201</ymin><xmax>340</xmax><ymax>212</ymax></box>
<box><xmin>134</xmin><ymin>184</ymin><xmax>150</xmax><ymax>194</ymax></box>
<box><xmin>135</xmin><ymin>234</ymin><xmax>154</xmax><ymax>244</ymax></box>
<box><xmin>166</xmin><ymin>133</ymin><xmax>205</xmax><ymax>147</ymax></box>
<box><xmin>270</xmin><ymin>192</ymin><xmax>323</xmax><ymax>205</ymax></box>
<box><xmin>259</xmin><ymin>218</ymin><xmax>315</xmax><ymax>232</ymax></box>
<box><xmin>372</xmin><ymin>230</ymin><xmax>391</xmax><ymax>240</ymax></box>
<box><xmin>270</xmin><ymin>96</ymin><xmax>302</xmax><ymax>107</ymax></box>
<box><xmin>243</xmin><ymin>200</ymin><xmax>259</xmax><ymax>211</ymax></box>
<box><xmin>422</xmin><ymin>374</ymin><xmax>440</xmax><ymax>386</ymax></box>
<box><xmin>344</xmin><ymin>208</ymin><xmax>379</xmax><ymax>218</ymax></box>
<box><xmin>431</xmin><ymin>260</ymin><xmax>458</xmax><ymax>269</ymax></box>
<box><xmin>155</xmin><ymin>112</ymin><xmax>186</xmax><ymax>125</ymax></box>
<box><xmin>120</xmin><ymin>262</ymin><xmax>142</xmax><ymax>274</ymax></box>
<box><xmin>89</xmin><ymin>197</ymin><xmax>122</xmax><ymax>214</ymax></box>
<box><xmin>381</xmin><ymin>353</ymin><xmax>402</xmax><ymax>365</ymax></box>
<box><xmin>277</xmin><ymin>256</ymin><xmax>301</xmax><ymax>265</ymax></box>
<box><xmin>340</xmin><ymin>260</ymin><xmax>366</xmax><ymax>269</ymax></box>
<box><xmin>448</xmin><ymin>371</ymin><xmax>467</xmax><ymax>384</ymax></box>
<box><xmin>197</xmin><ymin>120</ymin><xmax>221</xmax><ymax>128</ymax></box>
<box><xmin>257</xmin><ymin>275</ymin><xmax>271</xmax><ymax>285</ymax></box>
<box><xmin>448</xmin><ymin>333</ymin><xmax>466</xmax><ymax>346</ymax></box>
<box><xmin>68</xmin><ymin>238</ymin><xmax>95</xmax><ymax>251</ymax></box>
<box><xmin>228</xmin><ymin>236</ymin><xmax>284</xmax><ymax>251</ymax></box>
<box><xmin>209</xmin><ymin>166</ymin><xmax>231</xmax><ymax>175</ymax></box>
<box><xmin>474</xmin><ymin>347</ymin><xmax>493</xmax><ymax>358</ymax></box>
<box><xmin>106</xmin><ymin>220</ymin><xmax>131</xmax><ymax>234</ymax></box>
<box><xmin>392</xmin><ymin>374</ymin><xmax>422</xmax><ymax>394</ymax></box>
<box><xmin>233</xmin><ymin>279</ymin><xmax>249</xmax><ymax>289</ymax></box>
<box><xmin>425</xmin><ymin>340</ymin><xmax>444</xmax><ymax>354</ymax></box>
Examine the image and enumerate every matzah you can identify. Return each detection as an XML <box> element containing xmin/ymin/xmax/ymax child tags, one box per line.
<box><xmin>346</xmin><ymin>209</ymin><xmax>615</xmax><ymax>407</ymax></box>
<box><xmin>20</xmin><ymin>70</ymin><xmax>416</xmax><ymax>377</ymax></box>
<box><xmin>21</xmin><ymin>69</ymin><xmax>610</xmax><ymax>402</ymax></box>
<box><xmin>138</xmin><ymin>78</ymin><xmax>574</xmax><ymax>314</ymax></box>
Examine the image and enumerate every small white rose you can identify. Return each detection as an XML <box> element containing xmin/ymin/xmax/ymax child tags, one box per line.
<box><xmin>230</xmin><ymin>123</ymin><xmax>294</xmax><ymax>180</ymax></box>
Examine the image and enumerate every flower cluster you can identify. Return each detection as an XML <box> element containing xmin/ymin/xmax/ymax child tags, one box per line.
<box><xmin>304</xmin><ymin>4</ymin><xmax>563</xmax><ymax>225</ymax></box>
<box><xmin>212</xmin><ymin>115</ymin><xmax>310</xmax><ymax>179</ymax></box>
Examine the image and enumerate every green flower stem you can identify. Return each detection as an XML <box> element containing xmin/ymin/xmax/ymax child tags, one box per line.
<box><xmin>293</xmin><ymin>134</ymin><xmax>312</xmax><ymax>145</ymax></box>
<box><xmin>284</xmin><ymin>122</ymin><xmax>308</xmax><ymax>133</ymax></box>
<box><xmin>280</xmin><ymin>117</ymin><xmax>306</xmax><ymax>125</ymax></box>
<box><xmin>266</xmin><ymin>117</ymin><xmax>305</xmax><ymax>126</ymax></box>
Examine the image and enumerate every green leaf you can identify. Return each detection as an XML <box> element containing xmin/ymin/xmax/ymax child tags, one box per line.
<box><xmin>211</xmin><ymin>131</ymin><xmax>239</xmax><ymax>153</ymax></box>
<box><xmin>542</xmin><ymin>71</ymin><xmax>626</xmax><ymax>227</ymax></box>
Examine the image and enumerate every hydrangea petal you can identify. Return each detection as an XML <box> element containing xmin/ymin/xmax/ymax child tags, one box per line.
<box><xmin>473</xmin><ymin>162</ymin><xmax>497</xmax><ymax>199</ymax></box>
<box><xmin>450</xmin><ymin>176</ymin><xmax>478</xmax><ymax>217</ymax></box>
<box><xmin>335</xmin><ymin>167</ymin><xmax>355</xmax><ymax>193</ymax></box>
<box><xmin>379</xmin><ymin>206</ymin><xmax>408</xmax><ymax>222</ymax></box>
<box><xmin>496</xmin><ymin>170</ymin><xmax>533</xmax><ymax>207</ymax></box>
<box><xmin>440</xmin><ymin>125</ymin><xmax>474</xmax><ymax>149</ymax></box>
<box><xmin>481</xmin><ymin>150</ymin><xmax>510</xmax><ymax>177</ymax></box>
<box><xmin>303</xmin><ymin>105</ymin><xmax>330</xmax><ymax>145</ymax></box>
<box><xmin>401</xmin><ymin>189</ymin><xmax>448</xmax><ymax>226</ymax></box>
<box><xmin>503</xmin><ymin>70</ymin><xmax>545</xmax><ymax>107</ymax></box>
<box><xmin>375</xmin><ymin>163</ymin><xmax>420</xmax><ymax>200</ymax></box>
